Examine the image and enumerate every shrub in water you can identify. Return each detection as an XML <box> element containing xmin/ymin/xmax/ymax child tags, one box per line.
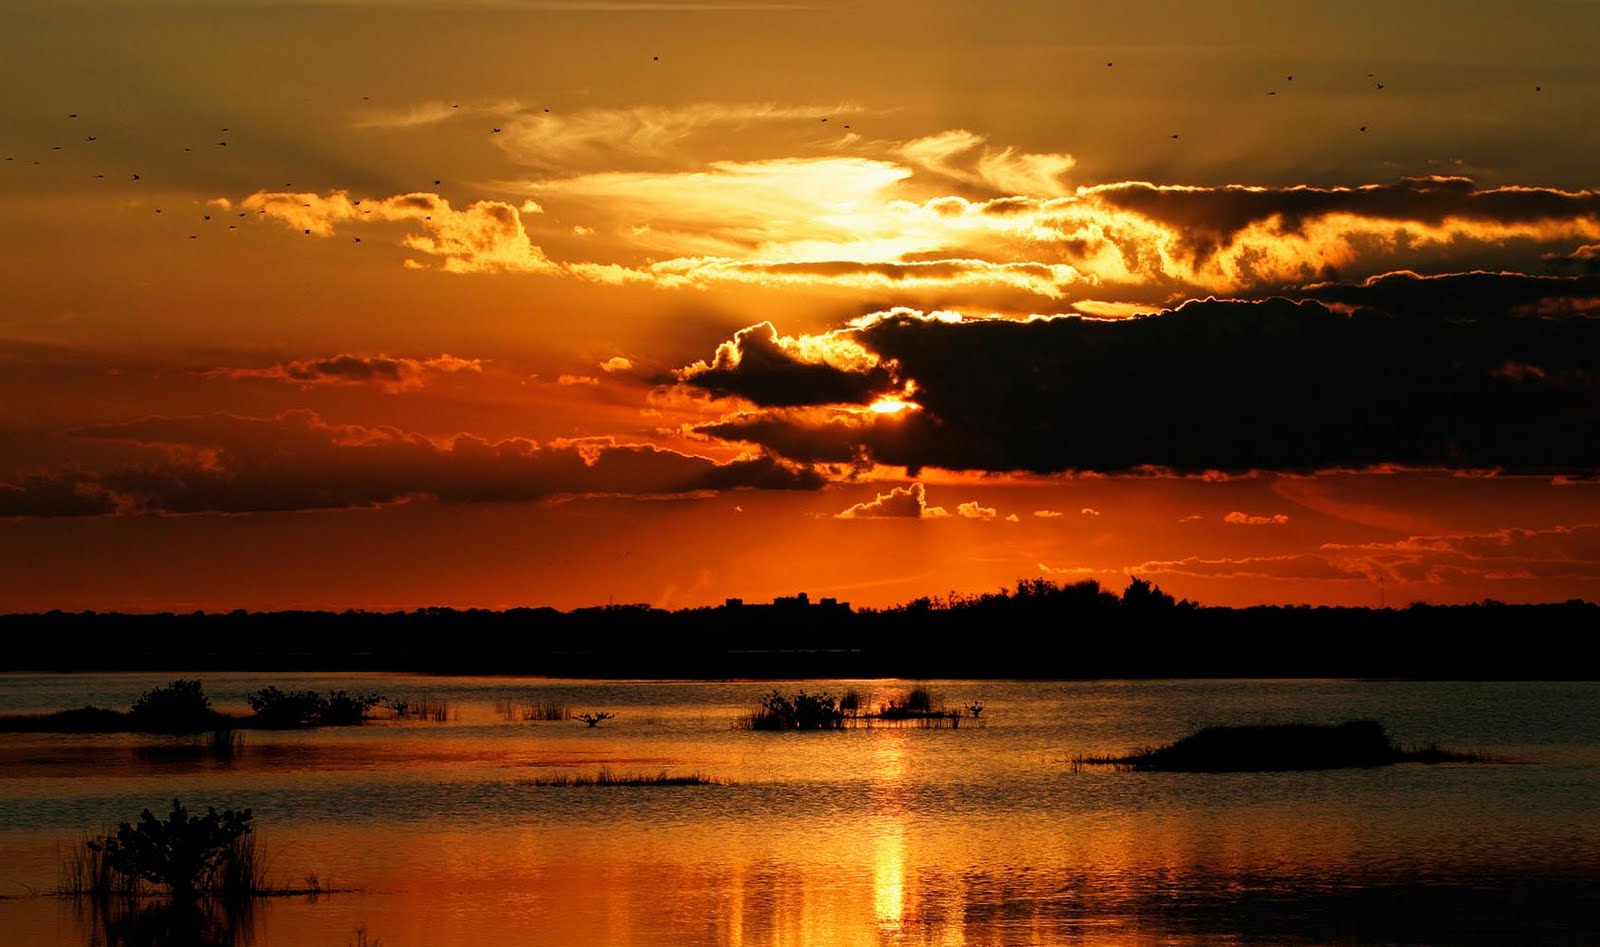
<box><xmin>320</xmin><ymin>690</ymin><xmax>383</xmax><ymax>726</ymax></box>
<box><xmin>248</xmin><ymin>687</ymin><xmax>382</xmax><ymax>727</ymax></box>
<box><xmin>129</xmin><ymin>680</ymin><xmax>213</xmax><ymax>733</ymax></box>
<box><xmin>87</xmin><ymin>799</ymin><xmax>255</xmax><ymax>900</ymax></box>
<box><xmin>747</xmin><ymin>690</ymin><xmax>844</xmax><ymax>730</ymax></box>
<box><xmin>247</xmin><ymin>687</ymin><xmax>325</xmax><ymax>727</ymax></box>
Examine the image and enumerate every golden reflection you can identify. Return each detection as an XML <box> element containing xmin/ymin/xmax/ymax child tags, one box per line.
<box><xmin>872</xmin><ymin>821</ymin><xmax>906</xmax><ymax>932</ymax></box>
<box><xmin>869</xmin><ymin>728</ymin><xmax>910</xmax><ymax>933</ymax></box>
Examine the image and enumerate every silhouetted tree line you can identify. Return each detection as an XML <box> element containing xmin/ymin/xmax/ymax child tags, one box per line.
<box><xmin>0</xmin><ymin>578</ymin><xmax>1594</xmax><ymax>679</ymax></box>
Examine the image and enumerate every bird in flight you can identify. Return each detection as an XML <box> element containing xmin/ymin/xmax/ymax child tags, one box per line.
<box><xmin>492</xmin><ymin>127</ymin><xmax>502</xmax><ymax>133</ymax></box>
<box><xmin>131</xmin><ymin>173</ymin><xmax>141</xmax><ymax>181</ymax></box>
<box><xmin>1170</xmin><ymin>134</ymin><xmax>1180</xmax><ymax>140</ymax></box>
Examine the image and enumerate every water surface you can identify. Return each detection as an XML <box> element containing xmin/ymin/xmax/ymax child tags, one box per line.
<box><xmin>1</xmin><ymin>674</ymin><xmax>1596</xmax><ymax>946</ymax></box>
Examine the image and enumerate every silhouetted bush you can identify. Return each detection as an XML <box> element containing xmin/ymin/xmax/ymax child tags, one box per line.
<box><xmin>248</xmin><ymin>687</ymin><xmax>381</xmax><ymax>727</ymax></box>
<box><xmin>321</xmin><ymin>690</ymin><xmax>382</xmax><ymax>725</ymax></box>
<box><xmin>129</xmin><ymin>680</ymin><xmax>215</xmax><ymax>733</ymax></box>
<box><xmin>84</xmin><ymin>800</ymin><xmax>258</xmax><ymax>900</ymax></box>
<box><xmin>742</xmin><ymin>690</ymin><xmax>844</xmax><ymax>730</ymax></box>
<box><xmin>247</xmin><ymin>687</ymin><xmax>324</xmax><ymax>727</ymax></box>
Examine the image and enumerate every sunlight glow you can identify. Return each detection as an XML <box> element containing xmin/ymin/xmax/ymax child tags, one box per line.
<box><xmin>869</xmin><ymin>396</ymin><xmax>918</xmax><ymax>415</ymax></box>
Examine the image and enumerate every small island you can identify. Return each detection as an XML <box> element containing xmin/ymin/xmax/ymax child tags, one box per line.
<box><xmin>1077</xmin><ymin>720</ymin><xmax>1485</xmax><ymax>772</ymax></box>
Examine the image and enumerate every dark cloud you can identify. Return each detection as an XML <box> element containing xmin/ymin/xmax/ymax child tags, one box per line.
<box><xmin>1303</xmin><ymin>270</ymin><xmax>1600</xmax><ymax>321</ymax></box>
<box><xmin>676</xmin><ymin>321</ymin><xmax>893</xmax><ymax>407</ymax></box>
<box><xmin>0</xmin><ymin>472</ymin><xmax>118</xmax><ymax>517</ymax></box>
<box><xmin>685</xmin><ymin>282</ymin><xmax>1600</xmax><ymax>474</ymax></box>
<box><xmin>206</xmin><ymin>353</ymin><xmax>481</xmax><ymax>392</ymax></box>
<box><xmin>0</xmin><ymin>410</ymin><xmax>821</xmax><ymax>517</ymax></box>
<box><xmin>1545</xmin><ymin>244</ymin><xmax>1600</xmax><ymax>273</ymax></box>
<box><xmin>1087</xmin><ymin>176</ymin><xmax>1600</xmax><ymax>264</ymax></box>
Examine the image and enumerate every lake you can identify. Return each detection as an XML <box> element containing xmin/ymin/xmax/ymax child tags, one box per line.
<box><xmin>1</xmin><ymin>674</ymin><xmax>1596</xmax><ymax>946</ymax></box>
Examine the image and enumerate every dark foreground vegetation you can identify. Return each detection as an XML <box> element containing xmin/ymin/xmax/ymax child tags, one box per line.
<box><xmin>1077</xmin><ymin>720</ymin><xmax>1486</xmax><ymax>772</ymax></box>
<box><xmin>1</xmin><ymin>577</ymin><xmax>1595</xmax><ymax>679</ymax></box>
<box><xmin>60</xmin><ymin>799</ymin><xmax>335</xmax><ymax>947</ymax></box>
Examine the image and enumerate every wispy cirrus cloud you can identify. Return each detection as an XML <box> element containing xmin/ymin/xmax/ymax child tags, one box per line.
<box><xmin>496</xmin><ymin>102</ymin><xmax>870</xmax><ymax>172</ymax></box>
<box><xmin>1125</xmin><ymin>524</ymin><xmax>1600</xmax><ymax>593</ymax></box>
<box><xmin>1323</xmin><ymin>524</ymin><xmax>1600</xmax><ymax>585</ymax></box>
<box><xmin>241</xmin><ymin>191</ymin><xmax>558</xmax><ymax>273</ymax></box>
<box><xmin>354</xmin><ymin>98</ymin><xmax>523</xmax><ymax>130</ymax></box>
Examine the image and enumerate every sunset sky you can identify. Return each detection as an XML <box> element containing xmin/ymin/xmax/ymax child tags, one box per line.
<box><xmin>2</xmin><ymin>0</ymin><xmax>1597</xmax><ymax>612</ymax></box>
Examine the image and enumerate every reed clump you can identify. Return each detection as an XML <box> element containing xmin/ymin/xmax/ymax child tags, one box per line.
<box><xmin>387</xmin><ymin>697</ymin><xmax>452</xmax><ymax>722</ymax></box>
<box><xmin>496</xmin><ymin>699</ymin><xmax>571</xmax><ymax>721</ymax></box>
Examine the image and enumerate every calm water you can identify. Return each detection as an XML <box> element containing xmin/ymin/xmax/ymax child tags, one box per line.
<box><xmin>0</xmin><ymin>674</ymin><xmax>1596</xmax><ymax>946</ymax></box>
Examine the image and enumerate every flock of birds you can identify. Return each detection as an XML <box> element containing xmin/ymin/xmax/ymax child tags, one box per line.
<box><xmin>0</xmin><ymin>54</ymin><xmax>1552</xmax><ymax>244</ymax></box>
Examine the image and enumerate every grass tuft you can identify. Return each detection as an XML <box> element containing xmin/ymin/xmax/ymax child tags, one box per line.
<box><xmin>525</xmin><ymin>768</ymin><xmax>725</xmax><ymax>787</ymax></box>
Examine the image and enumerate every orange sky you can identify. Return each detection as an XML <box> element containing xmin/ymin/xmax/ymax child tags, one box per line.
<box><xmin>2</xmin><ymin>0</ymin><xmax>1598</xmax><ymax>612</ymax></box>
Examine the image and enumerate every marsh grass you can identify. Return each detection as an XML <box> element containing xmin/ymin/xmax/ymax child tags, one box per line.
<box><xmin>525</xmin><ymin>769</ymin><xmax>725</xmax><ymax>787</ymax></box>
<box><xmin>62</xmin><ymin>833</ymin><xmax>132</xmax><ymax>900</ymax></box>
<box><xmin>496</xmin><ymin>699</ymin><xmax>570</xmax><ymax>721</ymax></box>
<box><xmin>389</xmin><ymin>697</ymin><xmax>452</xmax><ymax>722</ymax></box>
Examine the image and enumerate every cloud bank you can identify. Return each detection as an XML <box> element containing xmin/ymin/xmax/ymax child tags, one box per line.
<box><xmin>0</xmin><ymin>411</ymin><xmax>821</xmax><ymax>517</ymax></box>
<box><xmin>681</xmin><ymin>276</ymin><xmax>1600</xmax><ymax>475</ymax></box>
